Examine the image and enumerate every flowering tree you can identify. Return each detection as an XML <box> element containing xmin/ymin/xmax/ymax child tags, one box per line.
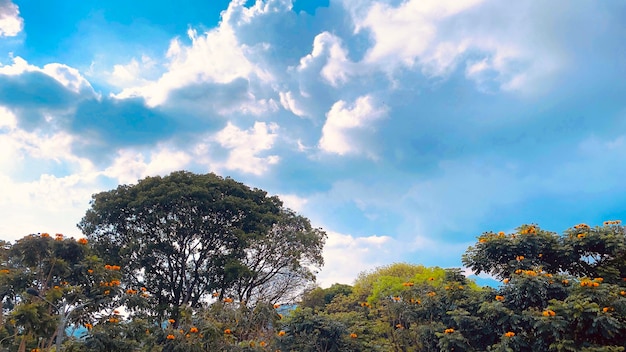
<box><xmin>0</xmin><ymin>234</ymin><xmax>122</xmax><ymax>352</ymax></box>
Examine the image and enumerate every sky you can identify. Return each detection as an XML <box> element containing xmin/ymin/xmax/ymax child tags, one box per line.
<box><xmin>1</xmin><ymin>0</ymin><xmax>626</xmax><ymax>287</ymax></box>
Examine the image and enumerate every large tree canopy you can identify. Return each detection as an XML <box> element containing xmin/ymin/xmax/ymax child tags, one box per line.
<box><xmin>78</xmin><ymin>171</ymin><xmax>326</xmax><ymax>319</ymax></box>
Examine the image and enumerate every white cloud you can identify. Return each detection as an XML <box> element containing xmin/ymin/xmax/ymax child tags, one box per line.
<box><xmin>0</xmin><ymin>105</ymin><xmax>16</xmax><ymax>129</ymax></box>
<box><xmin>115</xmin><ymin>3</ymin><xmax>273</xmax><ymax>107</ymax></box>
<box><xmin>0</xmin><ymin>0</ymin><xmax>23</xmax><ymax>37</ymax></box>
<box><xmin>353</xmin><ymin>0</ymin><xmax>482</xmax><ymax>68</ymax></box>
<box><xmin>213</xmin><ymin>121</ymin><xmax>280</xmax><ymax>175</ymax></box>
<box><xmin>317</xmin><ymin>231</ymin><xmax>396</xmax><ymax>287</ymax></box>
<box><xmin>279</xmin><ymin>91</ymin><xmax>307</xmax><ymax>117</ymax></box>
<box><xmin>275</xmin><ymin>193</ymin><xmax>308</xmax><ymax>212</ymax></box>
<box><xmin>103</xmin><ymin>147</ymin><xmax>192</xmax><ymax>185</ymax></box>
<box><xmin>0</xmin><ymin>172</ymin><xmax>105</xmax><ymax>241</ymax></box>
<box><xmin>0</xmin><ymin>57</ymin><xmax>93</xmax><ymax>94</ymax></box>
<box><xmin>319</xmin><ymin>95</ymin><xmax>387</xmax><ymax>156</ymax></box>
<box><xmin>297</xmin><ymin>32</ymin><xmax>353</xmax><ymax>87</ymax></box>
<box><xmin>108</xmin><ymin>55</ymin><xmax>157</xmax><ymax>88</ymax></box>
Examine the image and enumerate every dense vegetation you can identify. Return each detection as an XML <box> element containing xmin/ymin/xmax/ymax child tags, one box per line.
<box><xmin>0</xmin><ymin>172</ymin><xmax>625</xmax><ymax>351</ymax></box>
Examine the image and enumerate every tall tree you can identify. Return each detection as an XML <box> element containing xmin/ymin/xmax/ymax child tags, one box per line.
<box><xmin>78</xmin><ymin>171</ymin><xmax>325</xmax><ymax>319</ymax></box>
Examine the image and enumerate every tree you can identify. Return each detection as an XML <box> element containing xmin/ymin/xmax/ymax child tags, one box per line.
<box><xmin>0</xmin><ymin>233</ymin><xmax>121</xmax><ymax>352</ymax></box>
<box><xmin>78</xmin><ymin>171</ymin><xmax>326</xmax><ymax>320</ymax></box>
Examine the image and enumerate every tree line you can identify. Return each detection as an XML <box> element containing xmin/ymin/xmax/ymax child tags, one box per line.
<box><xmin>0</xmin><ymin>171</ymin><xmax>625</xmax><ymax>351</ymax></box>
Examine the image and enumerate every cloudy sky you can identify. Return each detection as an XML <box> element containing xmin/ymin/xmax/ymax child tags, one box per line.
<box><xmin>1</xmin><ymin>0</ymin><xmax>625</xmax><ymax>286</ymax></box>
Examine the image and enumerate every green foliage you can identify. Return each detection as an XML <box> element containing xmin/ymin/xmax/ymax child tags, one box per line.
<box><xmin>79</xmin><ymin>171</ymin><xmax>326</xmax><ymax>320</ymax></box>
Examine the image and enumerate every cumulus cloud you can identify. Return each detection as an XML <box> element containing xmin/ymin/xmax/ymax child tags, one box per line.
<box><xmin>213</xmin><ymin>121</ymin><xmax>280</xmax><ymax>175</ymax></box>
<box><xmin>319</xmin><ymin>95</ymin><xmax>387</xmax><ymax>156</ymax></box>
<box><xmin>0</xmin><ymin>57</ymin><xmax>92</xmax><ymax>92</ymax></box>
<box><xmin>0</xmin><ymin>0</ymin><xmax>23</xmax><ymax>37</ymax></box>
<box><xmin>297</xmin><ymin>31</ymin><xmax>354</xmax><ymax>87</ymax></box>
<box><xmin>317</xmin><ymin>231</ymin><xmax>396</xmax><ymax>287</ymax></box>
<box><xmin>115</xmin><ymin>8</ymin><xmax>272</xmax><ymax>107</ymax></box>
<box><xmin>275</xmin><ymin>193</ymin><xmax>308</xmax><ymax>212</ymax></box>
<box><xmin>103</xmin><ymin>147</ymin><xmax>192</xmax><ymax>185</ymax></box>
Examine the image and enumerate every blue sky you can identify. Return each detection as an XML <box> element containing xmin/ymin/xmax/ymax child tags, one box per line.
<box><xmin>1</xmin><ymin>0</ymin><xmax>625</xmax><ymax>286</ymax></box>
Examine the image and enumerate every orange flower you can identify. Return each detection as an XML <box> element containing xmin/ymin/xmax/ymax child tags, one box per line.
<box><xmin>223</xmin><ymin>297</ymin><xmax>233</xmax><ymax>303</ymax></box>
<box><xmin>392</xmin><ymin>296</ymin><xmax>401</xmax><ymax>301</ymax></box>
<box><xmin>126</xmin><ymin>289</ymin><xmax>137</xmax><ymax>294</ymax></box>
<box><xmin>0</xmin><ymin>269</ymin><xmax>9</xmax><ymax>274</ymax></box>
<box><xmin>104</xmin><ymin>290</ymin><xmax>110</xmax><ymax>295</ymax></box>
<box><xmin>479</xmin><ymin>239</ymin><xmax>487</xmax><ymax>243</ymax></box>
<box><xmin>620</xmin><ymin>291</ymin><xmax>626</xmax><ymax>296</ymax></box>
<box><xmin>503</xmin><ymin>278</ymin><xmax>510</xmax><ymax>284</ymax></box>
<box><xmin>498</xmin><ymin>231</ymin><xmax>505</xmax><ymax>237</ymax></box>
<box><xmin>212</xmin><ymin>292</ymin><xmax>219</xmax><ymax>297</ymax></box>
<box><xmin>428</xmin><ymin>277</ymin><xmax>435</xmax><ymax>281</ymax></box>
<box><xmin>427</xmin><ymin>292</ymin><xmax>436</xmax><ymax>297</ymax></box>
<box><xmin>85</xmin><ymin>323</ymin><xmax>93</xmax><ymax>330</ymax></box>
<box><xmin>444</xmin><ymin>328</ymin><xmax>455</xmax><ymax>334</ymax></box>
<box><xmin>77</xmin><ymin>238</ymin><xmax>88</xmax><ymax>245</ymax></box>
<box><xmin>113</xmin><ymin>310</ymin><xmax>120</xmax><ymax>314</ymax></box>
<box><xmin>273</xmin><ymin>303</ymin><xmax>281</xmax><ymax>309</ymax></box>
<box><xmin>168</xmin><ymin>319</ymin><xmax>175</xmax><ymax>324</ymax></box>
<box><xmin>166</xmin><ymin>334</ymin><xmax>175</xmax><ymax>340</ymax></box>
<box><xmin>224</xmin><ymin>329</ymin><xmax>232</xmax><ymax>334</ymax></box>
<box><xmin>603</xmin><ymin>307</ymin><xmax>613</xmax><ymax>313</ymax></box>
<box><xmin>105</xmin><ymin>265</ymin><xmax>112</xmax><ymax>270</ymax></box>
<box><xmin>190</xmin><ymin>327</ymin><xmax>199</xmax><ymax>333</ymax></box>
<box><xmin>402</xmin><ymin>282</ymin><xmax>414</xmax><ymax>286</ymax></box>
<box><xmin>141</xmin><ymin>287</ymin><xmax>147</xmax><ymax>291</ymax></box>
<box><xmin>542</xmin><ymin>310</ymin><xmax>556</xmax><ymax>317</ymax></box>
<box><xmin>108</xmin><ymin>317</ymin><xmax>119</xmax><ymax>323</ymax></box>
<box><xmin>87</xmin><ymin>269</ymin><xmax>93</xmax><ymax>274</ymax></box>
<box><xmin>504</xmin><ymin>331</ymin><xmax>515</xmax><ymax>337</ymax></box>
<box><xmin>260</xmin><ymin>341</ymin><xmax>267</xmax><ymax>347</ymax></box>
<box><xmin>516</xmin><ymin>255</ymin><xmax>524</xmax><ymax>261</ymax></box>
<box><xmin>577</xmin><ymin>234</ymin><xmax>586</xmax><ymax>238</ymax></box>
<box><xmin>277</xmin><ymin>330</ymin><xmax>286</xmax><ymax>336</ymax></box>
<box><xmin>495</xmin><ymin>295</ymin><xmax>504</xmax><ymax>301</ymax></box>
<box><xmin>350</xmin><ymin>333</ymin><xmax>358</xmax><ymax>338</ymax></box>
<box><xmin>55</xmin><ymin>233</ymin><xmax>64</xmax><ymax>241</ymax></box>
